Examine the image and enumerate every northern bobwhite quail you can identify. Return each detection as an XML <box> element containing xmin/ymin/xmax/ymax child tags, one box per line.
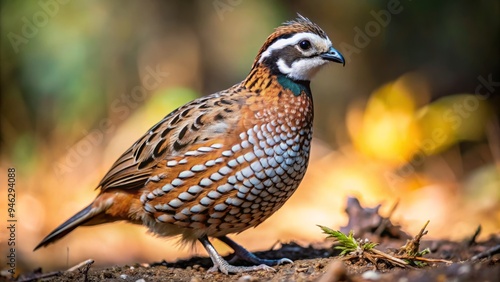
<box><xmin>34</xmin><ymin>14</ymin><xmax>345</xmax><ymax>274</ymax></box>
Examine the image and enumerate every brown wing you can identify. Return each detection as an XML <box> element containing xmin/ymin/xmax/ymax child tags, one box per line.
<box><xmin>98</xmin><ymin>90</ymin><xmax>252</xmax><ymax>192</ymax></box>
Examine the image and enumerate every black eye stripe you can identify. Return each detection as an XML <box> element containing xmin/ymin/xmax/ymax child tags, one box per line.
<box><xmin>263</xmin><ymin>43</ymin><xmax>322</xmax><ymax>72</ymax></box>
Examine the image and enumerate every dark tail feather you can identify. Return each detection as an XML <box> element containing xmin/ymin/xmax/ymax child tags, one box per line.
<box><xmin>34</xmin><ymin>204</ymin><xmax>97</xmax><ymax>251</ymax></box>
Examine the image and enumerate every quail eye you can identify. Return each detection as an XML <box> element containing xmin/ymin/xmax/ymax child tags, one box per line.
<box><xmin>299</xmin><ymin>40</ymin><xmax>311</xmax><ymax>50</ymax></box>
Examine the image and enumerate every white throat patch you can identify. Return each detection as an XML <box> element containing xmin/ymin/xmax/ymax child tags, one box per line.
<box><xmin>277</xmin><ymin>57</ymin><xmax>329</xmax><ymax>81</ymax></box>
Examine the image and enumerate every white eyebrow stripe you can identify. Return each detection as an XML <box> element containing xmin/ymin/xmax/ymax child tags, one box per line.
<box><xmin>258</xmin><ymin>32</ymin><xmax>331</xmax><ymax>63</ymax></box>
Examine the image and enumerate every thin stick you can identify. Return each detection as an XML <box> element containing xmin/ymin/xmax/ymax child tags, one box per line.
<box><xmin>470</xmin><ymin>244</ymin><xmax>500</xmax><ymax>262</ymax></box>
<box><xmin>17</xmin><ymin>271</ymin><xmax>62</xmax><ymax>282</ymax></box>
<box><xmin>374</xmin><ymin>200</ymin><xmax>399</xmax><ymax>237</ymax></box>
<box><xmin>66</xmin><ymin>259</ymin><xmax>95</xmax><ymax>272</ymax></box>
<box><xmin>16</xmin><ymin>259</ymin><xmax>94</xmax><ymax>282</ymax></box>
<box><xmin>269</xmin><ymin>240</ymin><xmax>281</xmax><ymax>251</ymax></box>
<box><xmin>399</xmin><ymin>256</ymin><xmax>452</xmax><ymax>264</ymax></box>
<box><xmin>371</xmin><ymin>248</ymin><xmax>408</xmax><ymax>267</ymax></box>
<box><xmin>364</xmin><ymin>251</ymin><xmax>379</xmax><ymax>268</ymax></box>
<box><xmin>467</xmin><ymin>225</ymin><xmax>482</xmax><ymax>247</ymax></box>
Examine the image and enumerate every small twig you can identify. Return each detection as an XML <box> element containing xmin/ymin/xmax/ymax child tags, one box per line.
<box><xmin>374</xmin><ymin>200</ymin><xmax>399</xmax><ymax>237</ymax></box>
<box><xmin>339</xmin><ymin>254</ymin><xmax>356</xmax><ymax>261</ymax></box>
<box><xmin>269</xmin><ymin>240</ymin><xmax>282</xmax><ymax>251</ymax></box>
<box><xmin>81</xmin><ymin>262</ymin><xmax>93</xmax><ymax>282</ymax></box>
<box><xmin>364</xmin><ymin>251</ymin><xmax>379</xmax><ymax>268</ymax></box>
<box><xmin>66</xmin><ymin>259</ymin><xmax>94</xmax><ymax>272</ymax></box>
<box><xmin>467</xmin><ymin>225</ymin><xmax>482</xmax><ymax>247</ymax></box>
<box><xmin>399</xmin><ymin>256</ymin><xmax>452</xmax><ymax>264</ymax></box>
<box><xmin>17</xmin><ymin>271</ymin><xmax>62</xmax><ymax>282</ymax></box>
<box><xmin>413</xmin><ymin>221</ymin><xmax>429</xmax><ymax>243</ymax></box>
<box><xmin>399</xmin><ymin>220</ymin><xmax>429</xmax><ymax>256</ymax></box>
<box><xmin>16</xmin><ymin>259</ymin><xmax>94</xmax><ymax>282</ymax></box>
<box><xmin>371</xmin><ymin>248</ymin><xmax>408</xmax><ymax>268</ymax></box>
<box><xmin>470</xmin><ymin>244</ymin><xmax>500</xmax><ymax>262</ymax></box>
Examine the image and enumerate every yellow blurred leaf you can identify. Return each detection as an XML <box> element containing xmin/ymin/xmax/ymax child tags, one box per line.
<box><xmin>415</xmin><ymin>94</ymin><xmax>492</xmax><ymax>155</ymax></box>
<box><xmin>349</xmin><ymin>74</ymin><xmax>426</xmax><ymax>163</ymax></box>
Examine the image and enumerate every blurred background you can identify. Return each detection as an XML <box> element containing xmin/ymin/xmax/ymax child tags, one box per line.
<box><xmin>1</xmin><ymin>0</ymin><xmax>499</xmax><ymax>274</ymax></box>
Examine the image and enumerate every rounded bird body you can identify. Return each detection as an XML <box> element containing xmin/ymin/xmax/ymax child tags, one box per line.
<box><xmin>139</xmin><ymin>77</ymin><xmax>314</xmax><ymax>241</ymax></box>
<box><xmin>35</xmin><ymin>14</ymin><xmax>345</xmax><ymax>274</ymax></box>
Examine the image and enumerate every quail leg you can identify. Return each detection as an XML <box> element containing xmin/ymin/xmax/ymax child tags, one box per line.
<box><xmin>219</xmin><ymin>235</ymin><xmax>293</xmax><ymax>266</ymax></box>
<box><xmin>199</xmin><ymin>235</ymin><xmax>275</xmax><ymax>274</ymax></box>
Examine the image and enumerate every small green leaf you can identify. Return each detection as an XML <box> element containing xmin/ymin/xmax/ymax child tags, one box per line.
<box><xmin>362</xmin><ymin>241</ymin><xmax>378</xmax><ymax>251</ymax></box>
<box><xmin>416</xmin><ymin>248</ymin><xmax>431</xmax><ymax>257</ymax></box>
<box><xmin>318</xmin><ymin>225</ymin><xmax>361</xmax><ymax>255</ymax></box>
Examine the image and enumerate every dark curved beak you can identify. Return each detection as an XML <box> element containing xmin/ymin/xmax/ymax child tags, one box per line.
<box><xmin>321</xmin><ymin>46</ymin><xmax>345</xmax><ymax>66</ymax></box>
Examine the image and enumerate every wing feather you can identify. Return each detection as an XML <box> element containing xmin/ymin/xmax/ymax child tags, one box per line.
<box><xmin>98</xmin><ymin>91</ymin><xmax>249</xmax><ymax>192</ymax></box>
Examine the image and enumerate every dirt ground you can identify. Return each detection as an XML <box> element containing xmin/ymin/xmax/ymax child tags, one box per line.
<box><xmin>11</xmin><ymin>199</ymin><xmax>500</xmax><ymax>281</ymax></box>
<box><xmin>13</xmin><ymin>235</ymin><xmax>500</xmax><ymax>282</ymax></box>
